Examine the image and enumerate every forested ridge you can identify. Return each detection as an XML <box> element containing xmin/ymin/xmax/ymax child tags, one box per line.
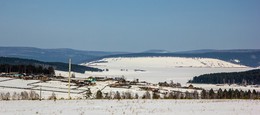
<box><xmin>0</xmin><ymin>57</ymin><xmax>102</xmax><ymax>73</ymax></box>
<box><xmin>188</xmin><ymin>69</ymin><xmax>260</xmax><ymax>85</ymax></box>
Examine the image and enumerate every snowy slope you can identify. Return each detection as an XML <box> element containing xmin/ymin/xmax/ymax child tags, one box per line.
<box><xmin>84</xmin><ymin>57</ymin><xmax>247</xmax><ymax>68</ymax></box>
<box><xmin>79</xmin><ymin>57</ymin><xmax>252</xmax><ymax>84</ymax></box>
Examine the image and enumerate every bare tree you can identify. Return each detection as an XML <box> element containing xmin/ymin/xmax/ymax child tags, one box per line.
<box><xmin>0</xmin><ymin>92</ymin><xmax>5</xmax><ymax>100</ymax></box>
<box><xmin>12</xmin><ymin>92</ymin><xmax>19</xmax><ymax>100</ymax></box>
<box><xmin>114</xmin><ymin>91</ymin><xmax>121</xmax><ymax>100</ymax></box>
<box><xmin>134</xmin><ymin>93</ymin><xmax>139</xmax><ymax>99</ymax></box>
<box><xmin>21</xmin><ymin>91</ymin><xmax>29</xmax><ymax>100</ymax></box>
<box><xmin>142</xmin><ymin>91</ymin><xmax>151</xmax><ymax>99</ymax></box>
<box><xmin>5</xmin><ymin>92</ymin><xmax>11</xmax><ymax>100</ymax></box>
<box><xmin>29</xmin><ymin>91</ymin><xmax>39</xmax><ymax>100</ymax></box>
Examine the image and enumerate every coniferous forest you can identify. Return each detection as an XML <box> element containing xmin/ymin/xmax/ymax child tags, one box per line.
<box><xmin>0</xmin><ymin>64</ymin><xmax>55</xmax><ymax>75</ymax></box>
<box><xmin>0</xmin><ymin>57</ymin><xmax>102</xmax><ymax>73</ymax></box>
<box><xmin>188</xmin><ymin>69</ymin><xmax>260</xmax><ymax>85</ymax></box>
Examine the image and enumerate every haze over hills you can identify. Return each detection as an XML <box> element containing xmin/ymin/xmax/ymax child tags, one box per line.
<box><xmin>0</xmin><ymin>47</ymin><xmax>260</xmax><ymax>67</ymax></box>
<box><xmin>0</xmin><ymin>47</ymin><xmax>128</xmax><ymax>64</ymax></box>
<box><xmin>99</xmin><ymin>50</ymin><xmax>260</xmax><ymax>67</ymax></box>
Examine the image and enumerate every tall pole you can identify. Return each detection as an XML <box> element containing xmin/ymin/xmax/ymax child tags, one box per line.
<box><xmin>68</xmin><ymin>58</ymin><xmax>71</xmax><ymax>99</ymax></box>
<box><xmin>40</xmin><ymin>85</ymin><xmax>42</xmax><ymax>101</ymax></box>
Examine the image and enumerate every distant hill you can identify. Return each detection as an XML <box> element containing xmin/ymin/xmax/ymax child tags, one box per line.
<box><xmin>84</xmin><ymin>57</ymin><xmax>246</xmax><ymax>68</ymax></box>
<box><xmin>142</xmin><ymin>49</ymin><xmax>171</xmax><ymax>53</ymax></box>
<box><xmin>0</xmin><ymin>47</ymin><xmax>127</xmax><ymax>64</ymax></box>
<box><xmin>0</xmin><ymin>57</ymin><xmax>102</xmax><ymax>73</ymax></box>
<box><xmin>92</xmin><ymin>49</ymin><xmax>260</xmax><ymax>67</ymax></box>
<box><xmin>1</xmin><ymin>47</ymin><xmax>260</xmax><ymax>67</ymax></box>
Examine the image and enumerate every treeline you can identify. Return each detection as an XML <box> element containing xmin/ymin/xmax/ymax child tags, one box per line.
<box><xmin>0</xmin><ymin>91</ymin><xmax>57</xmax><ymax>100</ymax></box>
<box><xmin>188</xmin><ymin>69</ymin><xmax>260</xmax><ymax>85</ymax></box>
<box><xmin>0</xmin><ymin>64</ymin><xmax>55</xmax><ymax>75</ymax></box>
<box><xmin>201</xmin><ymin>88</ymin><xmax>259</xmax><ymax>99</ymax></box>
<box><xmin>0</xmin><ymin>57</ymin><xmax>103</xmax><ymax>73</ymax></box>
<box><xmin>93</xmin><ymin>89</ymin><xmax>260</xmax><ymax>100</ymax></box>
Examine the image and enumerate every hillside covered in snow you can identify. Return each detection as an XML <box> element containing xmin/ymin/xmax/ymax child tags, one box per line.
<box><xmin>85</xmin><ymin>57</ymin><xmax>247</xmax><ymax>68</ymax></box>
<box><xmin>82</xmin><ymin>57</ymin><xmax>251</xmax><ymax>84</ymax></box>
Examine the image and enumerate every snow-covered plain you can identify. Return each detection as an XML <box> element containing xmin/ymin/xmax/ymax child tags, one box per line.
<box><xmin>0</xmin><ymin>100</ymin><xmax>259</xmax><ymax>115</ymax></box>
<box><xmin>81</xmin><ymin>57</ymin><xmax>252</xmax><ymax>84</ymax></box>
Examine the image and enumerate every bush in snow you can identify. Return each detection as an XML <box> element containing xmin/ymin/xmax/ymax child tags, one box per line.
<box><xmin>48</xmin><ymin>92</ymin><xmax>57</xmax><ymax>100</ymax></box>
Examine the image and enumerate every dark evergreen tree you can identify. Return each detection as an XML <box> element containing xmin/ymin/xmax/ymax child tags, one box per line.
<box><xmin>223</xmin><ymin>89</ymin><xmax>228</xmax><ymax>99</ymax></box>
<box><xmin>96</xmin><ymin>90</ymin><xmax>103</xmax><ymax>99</ymax></box>
<box><xmin>152</xmin><ymin>92</ymin><xmax>160</xmax><ymax>99</ymax></box>
<box><xmin>201</xmin><ymin>89</ymin><xmax>207</xmax><ymax>99</ymax></box>
<box><xmin>209</xmin><ymin>89</ymin><xmax>215</xmax><ymax>99</ymax></box>
<box><xmin>217</xmin><ymin>88</ymin><xmax>223</xmax><ymax>99</ymax></box>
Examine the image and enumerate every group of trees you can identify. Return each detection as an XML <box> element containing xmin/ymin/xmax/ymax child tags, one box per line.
<box><xmin>93</xmin><ymin>88</ymin><xmax>260</xmax><ymax>100</ymax></box>
<box><xmin>0</xmin><ymin>64</ymin><xmax>55</xmax><ymax>75</ymax></box>
<box><xmin>95</xmin><ymin>90</ymin><xmax>139</xmax><ymax>99</ymax></box>
<box><xmin>94</xmin><ymin>90</ymin><xmax>197</xmax><ymax>99</ymax></box>
<box><xmin>201</xmin><ymin>88</ymin><xmax>259</xmax><ymax>99</ymax></box>
<box><xmin>188</xmin><ymin>69</ymin><xmax>260</xmax><ymax>85</ymax></box>
<box><xmin>0</xmin><ymin>91</ymin><xmax>58</xmax><ymax>101</ymax></box>
<box><xmin>1</xmin><ymin>89</ymin><xmax>259</xmax><ymax>101</ymax></box>
<box><xmin>0</xmin><ymin>91</ymin><xmax>40</xmax><ymax>100</ymax></box>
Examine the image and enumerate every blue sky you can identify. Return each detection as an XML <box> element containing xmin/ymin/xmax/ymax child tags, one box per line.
<box><xmin>0</xmin><ymin>0</ymin><xmax>259</xmax><ymax>52</ymax></box>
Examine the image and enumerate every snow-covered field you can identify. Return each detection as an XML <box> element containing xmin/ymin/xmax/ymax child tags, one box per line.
<box><xmin>81</xmin><ymin>57</ymin><xmax>252</xmax><ymax>84</ymax></box>
<box><xmin>0</xmin><ymin>77</ymin><xmax>84</xmax><ymax>99</ymax></box>
<box><xmin>0</xmin><ymin>100</ymin><xmax>259</xmax><ymax>115</ymax></box>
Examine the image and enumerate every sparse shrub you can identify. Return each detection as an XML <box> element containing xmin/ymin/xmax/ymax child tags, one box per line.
<box><xmin>48</xmin><ymin>92</ymin><xmax>57</xmax><ymax>100</ymax></box>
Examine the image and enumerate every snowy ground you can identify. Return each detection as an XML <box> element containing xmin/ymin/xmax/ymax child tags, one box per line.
<box><xmin>79</xmin><ymin>57</ymin><xmax>253</xmax><ymax>84</ymax></box>
<box><xmin>0</xmin><ymin>77</ymin><xmax>85</xmax><ymax>99</ymax></box>
<box><xmin>83</xmin><ymin>57</ymin><xmax>247</xmax><ymax>68</ymax></box>
<box><xmin>0</xmin><ymin>100</ymin><xmax>259</xmax><ymax>115</ymax></box>
<box><xmin>0</xmin><ymin>57</ymin><xmax>258</xmax><ymax>99</ymax></box>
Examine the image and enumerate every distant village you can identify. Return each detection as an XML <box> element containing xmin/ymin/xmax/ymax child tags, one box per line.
<box><xmin>0</xmin><ymin>64</ymin><xmax>260</xmax><ymax>100</ymax></box>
